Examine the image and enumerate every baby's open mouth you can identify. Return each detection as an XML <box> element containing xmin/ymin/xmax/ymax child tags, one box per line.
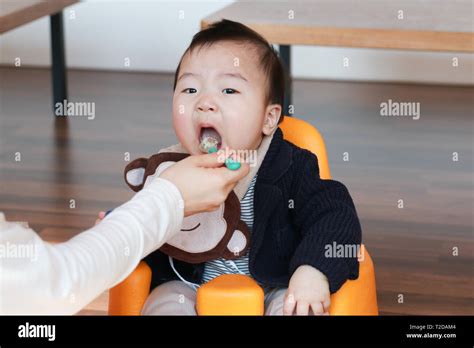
<box><xmin>199</xmin><ymin>127</ymin><xmax>222</xmax><ymax>153</ymax></box>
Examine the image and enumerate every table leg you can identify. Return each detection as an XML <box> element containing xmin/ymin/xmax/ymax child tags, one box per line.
<box><xmin>279</xmin><ymin>45</ymin><xmax>292</xmax><ymax>116</ymax></box>
<box><xmin>50</xmin><ymin>12</ymin><xmax>68</xmax><ymax>116</ymax></box>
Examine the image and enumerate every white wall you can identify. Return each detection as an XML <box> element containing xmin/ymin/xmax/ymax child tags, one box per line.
<box><xmin>0</xmin><ymin>0</ymin><xmax>472</xmax><ymax>85</ymax></box>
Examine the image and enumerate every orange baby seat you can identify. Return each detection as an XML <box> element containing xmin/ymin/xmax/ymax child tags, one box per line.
<box><xmin>108</xmin><ymin>116</ymin><xmax>378</xmax><ymax>316</ymax></box>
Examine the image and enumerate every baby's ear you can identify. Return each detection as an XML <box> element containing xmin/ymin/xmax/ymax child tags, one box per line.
<box><xmin>124</xmin><ymin>158</ymin><xmax>148</xmax><ymax>192</ymax></box>
<box><xmin>262</xmin><ymin>103</ymin><xmax>282</xmax><ymax>135</ymax></box>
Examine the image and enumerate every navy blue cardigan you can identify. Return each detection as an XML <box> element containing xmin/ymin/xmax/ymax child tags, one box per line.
<box><xmin>144</xmin><ymin>127</ymin><xmax>362</xmax><ymax>294</ymax></box>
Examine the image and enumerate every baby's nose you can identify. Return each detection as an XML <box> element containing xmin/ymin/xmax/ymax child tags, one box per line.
<box><xmin>198</xmin><ymin>103</ymin><xmax>216</xmax><ymax>112</ymax></box>
<box><xmin>197</xmin><ymin>97</ymin><xmax>217</xmax><ymax>112</ymax></box>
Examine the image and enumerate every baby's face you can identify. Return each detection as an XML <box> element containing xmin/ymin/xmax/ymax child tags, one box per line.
<box><xmin>173</xmin><ymin>41</ymin><xmax>278</xmax><ymax>155</ymax></box>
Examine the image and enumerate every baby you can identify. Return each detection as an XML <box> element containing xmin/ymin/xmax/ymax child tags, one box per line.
<box><xmin>140</xmin><ymin>19</ymin><xmax>362</xmax><ymax>316</ymax></box>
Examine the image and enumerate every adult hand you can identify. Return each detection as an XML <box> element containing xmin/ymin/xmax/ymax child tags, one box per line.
<box><xmin>159</xmin><ymin>152</ymin><xmax>249</xmax><ymax>217</ymax></box>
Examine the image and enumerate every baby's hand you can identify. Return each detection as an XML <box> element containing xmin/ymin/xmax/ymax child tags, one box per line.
<box><xmin>283</xmin><ymin>265</ymin><xmax>330</xmax><ymax>316</ymax></box>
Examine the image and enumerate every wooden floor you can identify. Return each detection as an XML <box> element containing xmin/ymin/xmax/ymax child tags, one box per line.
<box><xmin>0</xmin><ymin>67</ymin><xmax>472</xmax><ymax>315</ymax></box>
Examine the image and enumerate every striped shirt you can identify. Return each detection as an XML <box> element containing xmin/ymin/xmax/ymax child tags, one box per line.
<box><xmin>200</xmin><ymin>175</ymin><xmax>257</xmax><ymax>284</ymax></box>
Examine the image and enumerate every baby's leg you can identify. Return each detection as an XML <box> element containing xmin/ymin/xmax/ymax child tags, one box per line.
<box><xmin>264</xmin><ymin>288</ymin><xmax>287</xmax><ymax>316</ymax></box>
<box><xmin>141</xmin><ymin>280</ymin><xmax>197</xmax><ymax>315</ymax></box>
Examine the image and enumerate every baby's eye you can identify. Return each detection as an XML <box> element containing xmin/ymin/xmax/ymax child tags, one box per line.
<box><xmin>222</xmin><ymin>88</ymin><xmax>238</xmax><ymax>94</ymax></box>
<box><xmin>182</xmin><ymin>88</ymin><xmax>197</xmax><ymax>94</ymax></box>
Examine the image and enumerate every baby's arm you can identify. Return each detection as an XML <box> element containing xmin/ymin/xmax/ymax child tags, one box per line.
<box><xmin>286</xmin><ymin>151</ymin><xmax>362</xmax><ymax>314</ymax></box>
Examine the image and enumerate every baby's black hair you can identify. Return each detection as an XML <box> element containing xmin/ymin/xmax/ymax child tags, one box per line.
<box><xmin>173</xmin><ymin>19</ymin><xmax>287</xmax><ymax>123</ymax></box>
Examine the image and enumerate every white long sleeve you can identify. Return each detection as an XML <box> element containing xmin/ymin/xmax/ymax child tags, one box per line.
<box><xmin>0</xmin><ymin>178</ymin><xmax>184</xmax><ymax>315</ymax></box>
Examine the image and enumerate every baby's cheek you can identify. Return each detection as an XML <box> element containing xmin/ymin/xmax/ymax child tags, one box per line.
<box><xmin>230</xmin><ymin>125</ymin><xmax>261</xmax><ymax>150</ymax></box>
<box><xmin>173</xmin><ymin>113</ymin><xmax>196</xmax><ymax>152</ymax></box>
<box><xmin>230</xmin><ymin>107</ymin><xmax>265</xmax><ymax>149</ymax></box>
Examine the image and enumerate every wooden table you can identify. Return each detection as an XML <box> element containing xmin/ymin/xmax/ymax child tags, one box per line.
<box><xmin>202</xmin><ymin>0</ymin><xmax>474</xmax><ymax>113</ymax></box>
<box><xmin>0</xmin><ymin>0</ymin><xmax>79</xmax><ymax>115</ymax></box>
